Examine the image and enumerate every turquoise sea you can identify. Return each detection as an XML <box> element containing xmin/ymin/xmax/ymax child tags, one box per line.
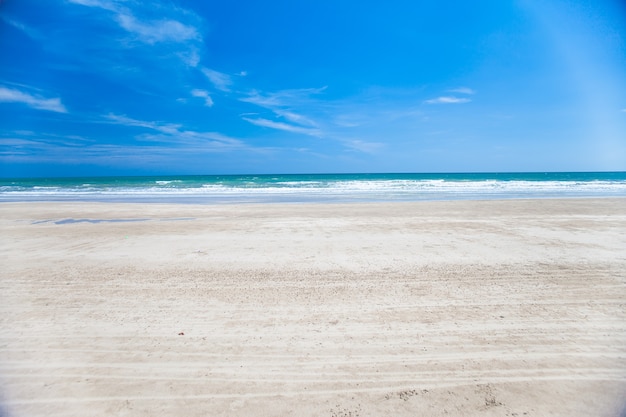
<box><xmin>1</xmin><ymin>172</ymin><xmax>625</xmax><ymax>203</ymax></box>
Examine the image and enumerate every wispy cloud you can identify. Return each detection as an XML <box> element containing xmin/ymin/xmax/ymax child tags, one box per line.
<box><xmin>105</xmin><ymin>113</ymin><xmax>244</xmax><ymax>149</ymax></box>
<box><xmin>274</xmin><ymin>109</ymin><xmax>318</xmax><ymax>127</ymax></box>
<box><xmin>116</xmin><ymin>14</ymin><xmax>199</xmax><ymax>44</ymax></box>
<box><xmin>1</xmin><ymin>17</ymin><xmax>40</xmax><ymax>39</ymax></box>
<box><xmin>191</xmin><ymin>89</ymin><xmax>214</xmax><ymax>107</ymax></box>
<box><xmin>239</xmin><ymin>88</ymin><xmax>326</xmax><ymax>135</ymax></box>
<box><xmin>424</xmin><ymin>96</ymin><xmax>471</xmax><ymax>104</ymax></box>
<box><xmin>424</xmin><ymin>87</ymin><xmax>475</xmax><ymax>104</ymax></box>
<box><xmin>242</xmin><ymin>117</ymin><xmax>321</xmax><ymax>136</ymax></box>
<box><xmin>342</xmin><ymin>139</ymin><xmax>384</xmax><ymax>154</ymax></box>
<box><xmin>0</xmin><ymin>86</ymin><xmax>67</xmax><ymax>113</ymax></box>
<box><xmin>68</xmin><ymin>0</ymin><xmax>200</xmax><ymax>44</ymax></box>
<box><xmin>105</xmin><ymin>113</ymin><xmax>181</xmax><ymax>134</ymax></box>
<box><xmin>241</xmin><ymin>87</ymin><xmax>327</xmax><ymax>108</ymax></box>
<box><xmin>448</xmin><ymin>87</ymin><xmax>475</xmax><ymax>95</ymax></box>
<box><xmin>0</xmin><ymin>131</ymin><xmax>100</xmax><ymax>163</ymax></box>
<box><xmin>66</xmin><ymin>0</ymin><xmax>117</xmax><ymax>11</ymax></box>
<box><xmin>0</xmin><ymin>121</ymin><xmax>256</xmax><ymax>167</ymax></box>
<box><xmin>0</xmin><ymin>136</ymin><xmax>187</xmax><ymax>165</ymax></box>
<box><xmin>201</xmin><ymin>68</ymin><xmax>233</xmax><ymax>92</ymax></box>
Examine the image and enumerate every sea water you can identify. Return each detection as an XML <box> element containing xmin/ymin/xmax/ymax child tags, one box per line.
<box><xmin>1</xmin><ymin>172</ymin><xmax>625</xmax><ymax>203</ymax></box>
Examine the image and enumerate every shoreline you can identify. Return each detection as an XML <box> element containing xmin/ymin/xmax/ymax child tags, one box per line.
<box><xmin>2</xmin><ymin>194</ymin><xmax>625</xmax><ymax>206</ymax></box>
<box><xmin>2</xmin><ymin>194</ymin><xmax>625</xmax><ymax>205</ymax></box>
<box><xmin>2</xmin><ymin>172</ymin><xmax>625</xmax><ymax>205</ymax></box>
<box><xmin>2</xmin><ymin>198</ymin><xmax>625</xmax><ymax>416</ymax></box>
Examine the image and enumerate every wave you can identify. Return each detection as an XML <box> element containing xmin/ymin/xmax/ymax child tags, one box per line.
<box><xmin>1</xmin><ymin>176</ymin><xmax>625</xmax><ymax>203</ymax></box>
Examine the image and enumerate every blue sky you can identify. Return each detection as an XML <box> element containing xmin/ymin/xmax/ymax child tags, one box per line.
<box><xmin>1</xmin><ymin>0</ymin><xmax>625</xmax><ymax>176</ymax></box>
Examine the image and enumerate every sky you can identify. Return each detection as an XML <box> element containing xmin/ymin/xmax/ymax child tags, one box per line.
<box><xmin>0</xmin><ymin>0</ymin><xmax>625</xmax><ymax>177</ymax></box>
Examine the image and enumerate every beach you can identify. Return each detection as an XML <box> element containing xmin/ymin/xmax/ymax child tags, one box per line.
<box><xmin>1</xmin><ymin>198</ymin><xmax>625</xmax><ymax>416</ymax></box>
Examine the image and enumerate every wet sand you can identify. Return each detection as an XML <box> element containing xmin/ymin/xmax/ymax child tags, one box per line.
<box><xmin>1</xmin><ymin>199</ymin><xmax>625</xmax><ymax>416</ymax></box>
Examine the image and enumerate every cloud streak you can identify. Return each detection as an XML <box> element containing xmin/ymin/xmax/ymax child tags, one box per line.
<box><xmin>68</xmin><ymin>0</ymin><xmax>200</xmax><ymax>45</ymax></box>
<box><xmin>273</xmin><ymin>109</ymin><xmax>318</xmax><ymax>127</ymax></box>
<box><xmin>105</xmin><ymin>113</ymin><xmax>244</xmax><ymax>149</ymax></box>
<box><xmin>242</xmin><ymin>117</ymin><xmax>321</xmax><ymax>136</ymax></box>
<box><xmin>0</xmin><ymin>86</ymin><xmax>67</xmax><ymax>113</ymax></box>
<box><xmin>67</xmin><ymin>0</ymin><xmax>203</xmax><ymax>71</ymax></box>
<box><xmin>448</xmin><ymin>87</ymin><xmax>476</xmax><ymax>95</ymax></box>
<box><xmin>0</xmin><ymin>122</ymin><xmax>260</xmax><ymax>168</ymax></box>
<box><xmin>241</xmin><ymin>87</ymin><xmax>327</xmax><ymax>108</ymax></box>
<box><xmin>66</xmin><ymin>0</ymin><xmax>117</xmax><ymax>11</ymax></box>
<box><xmin>201</xmin><ymin>68</ymin><xmax>233</xmax><ymax>92</ymax></box>
<box><xmin>424</xmin><ymin>96</ymin><xmax>471</xmax><ymax>104</ymax></box>
<box><xmin>191</xmin><ymin>89</ymin><xmax>214</xmax><ymax>107</ymax></box>
<box><xmin>239</xmin><ymin>88</ymin><xmax>327</xmax><ymax>136</ymax></box>
<box><xmin>116</xmin><ymin>14</ymin><xmax>199</xmax><ymax>44</ymax></box>
<box><xmin>342</xmin><ymin>139</ymin><xmax>384</xmax><ymax>154</ymax></box>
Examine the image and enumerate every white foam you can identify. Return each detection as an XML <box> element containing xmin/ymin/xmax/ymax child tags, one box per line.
<box><xmin>1</xmin><ymin>179</ymin><xmax>624</xmax><ymax>203</ymax></box>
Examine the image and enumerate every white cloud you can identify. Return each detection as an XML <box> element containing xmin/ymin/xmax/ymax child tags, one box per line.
<box><xmin>66</xmin><ymin>0</ymin><xmax>118</xmax><ymax>11</ymax></box>
<box><xmin>179</xmin><ymin>50</ymin><xmax>200</xmax><ymax>67</ymax></box>
<box><xmin>239</xmin><ymin>88</ymin><xmax>326</xmax><ymax>136</ymax></box>
<box><xmin>68</xmin><ymin>0</ymin><xmax>201</xmax><ymax>46</ymax></box>
<box><xmin>425</xmin><ymin>96</ymin><xmax>471</xmax><ymax>104</ymax></box>
<box><xmin>2</xmin><ymin>17</ymin><xmax>40</xmax><ymax>39</ymax></box>
<box><xmin>191</xmin><ymin>89</ymin><xmax>214</xmax><ymax>107</ymax></box>
<box><xmin>242</xmin><ymin>117</ymin><xmax>321</xmax><ymax>136</ymax></box>
<box><xmin>0</xmin><ymin>138</ymin><xmax>45</xmax><ymax>147</ymax></box>
<box><xmin>0</xmin><ymin>86</ymin><xmax>67</xmax><ymax>113</ymax></box>
<box><xmin>240</xmin><ymin>92</ymin><xmax>282</xmax><ymax>108</ymax></box>
<box><xmin>105</xmin><ymin>113</ymin><xmax>181</xmax><ymax>134</ymax></box>
<box><xmin>448</xmin><ymin>87</ymin><xmax>475</xmax><ymax>95</ymax></box>
<box><xmin>343</xmin><ymin>139</ymin><xmax>384</xmax><ymax>154</ymax></box>
<box><xmin>0</xmin><ymin>117</ymin><xmax>257</xmax><ymax>166</ymax></box>
<box><xmin>105</xmin><ymin>113</ymin><xmax>244</xmax><ymax>148</ymax></box>
<box><xmin>201</xmin><ymin>68</ymin><xmax>232</xmax><ymax>92</ymax></box>
<box><xmin>241</xmin><ymin>87</ymin><xmax>327</xmax><ymax>108</ymax></box>
<box><xmin>274</xmin><ymin>109</ymin><xmax>318</xmax><ymax>127</ymax></box>
<box><xmin>116</xmin><ymin>13</ymin><xmax>199</xmax><ymax>44</ymax></box>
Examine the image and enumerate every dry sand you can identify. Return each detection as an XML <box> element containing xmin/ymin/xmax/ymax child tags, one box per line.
<box><xmin>1</xmin><ymin>198</ymin><xmax>625</xmax><ymax>416</ymax></box>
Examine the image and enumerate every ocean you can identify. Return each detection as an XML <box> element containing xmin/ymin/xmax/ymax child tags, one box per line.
<box><xmin>1</xmin><ymin>172</ymin><xmax>625</xmax><ymax>204</ymax></box>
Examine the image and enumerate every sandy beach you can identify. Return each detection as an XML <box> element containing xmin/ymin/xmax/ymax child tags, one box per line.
<box><xmin>1</xmin><ymin>198</ymin><xmax>625</xmax><ymax>417</ymax></box>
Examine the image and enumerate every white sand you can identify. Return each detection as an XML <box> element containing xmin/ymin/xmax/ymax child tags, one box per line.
<box><xmin>1</xmin><ymin>199</ymin><xmax>625</xmax><ymax>416</ymax></box>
